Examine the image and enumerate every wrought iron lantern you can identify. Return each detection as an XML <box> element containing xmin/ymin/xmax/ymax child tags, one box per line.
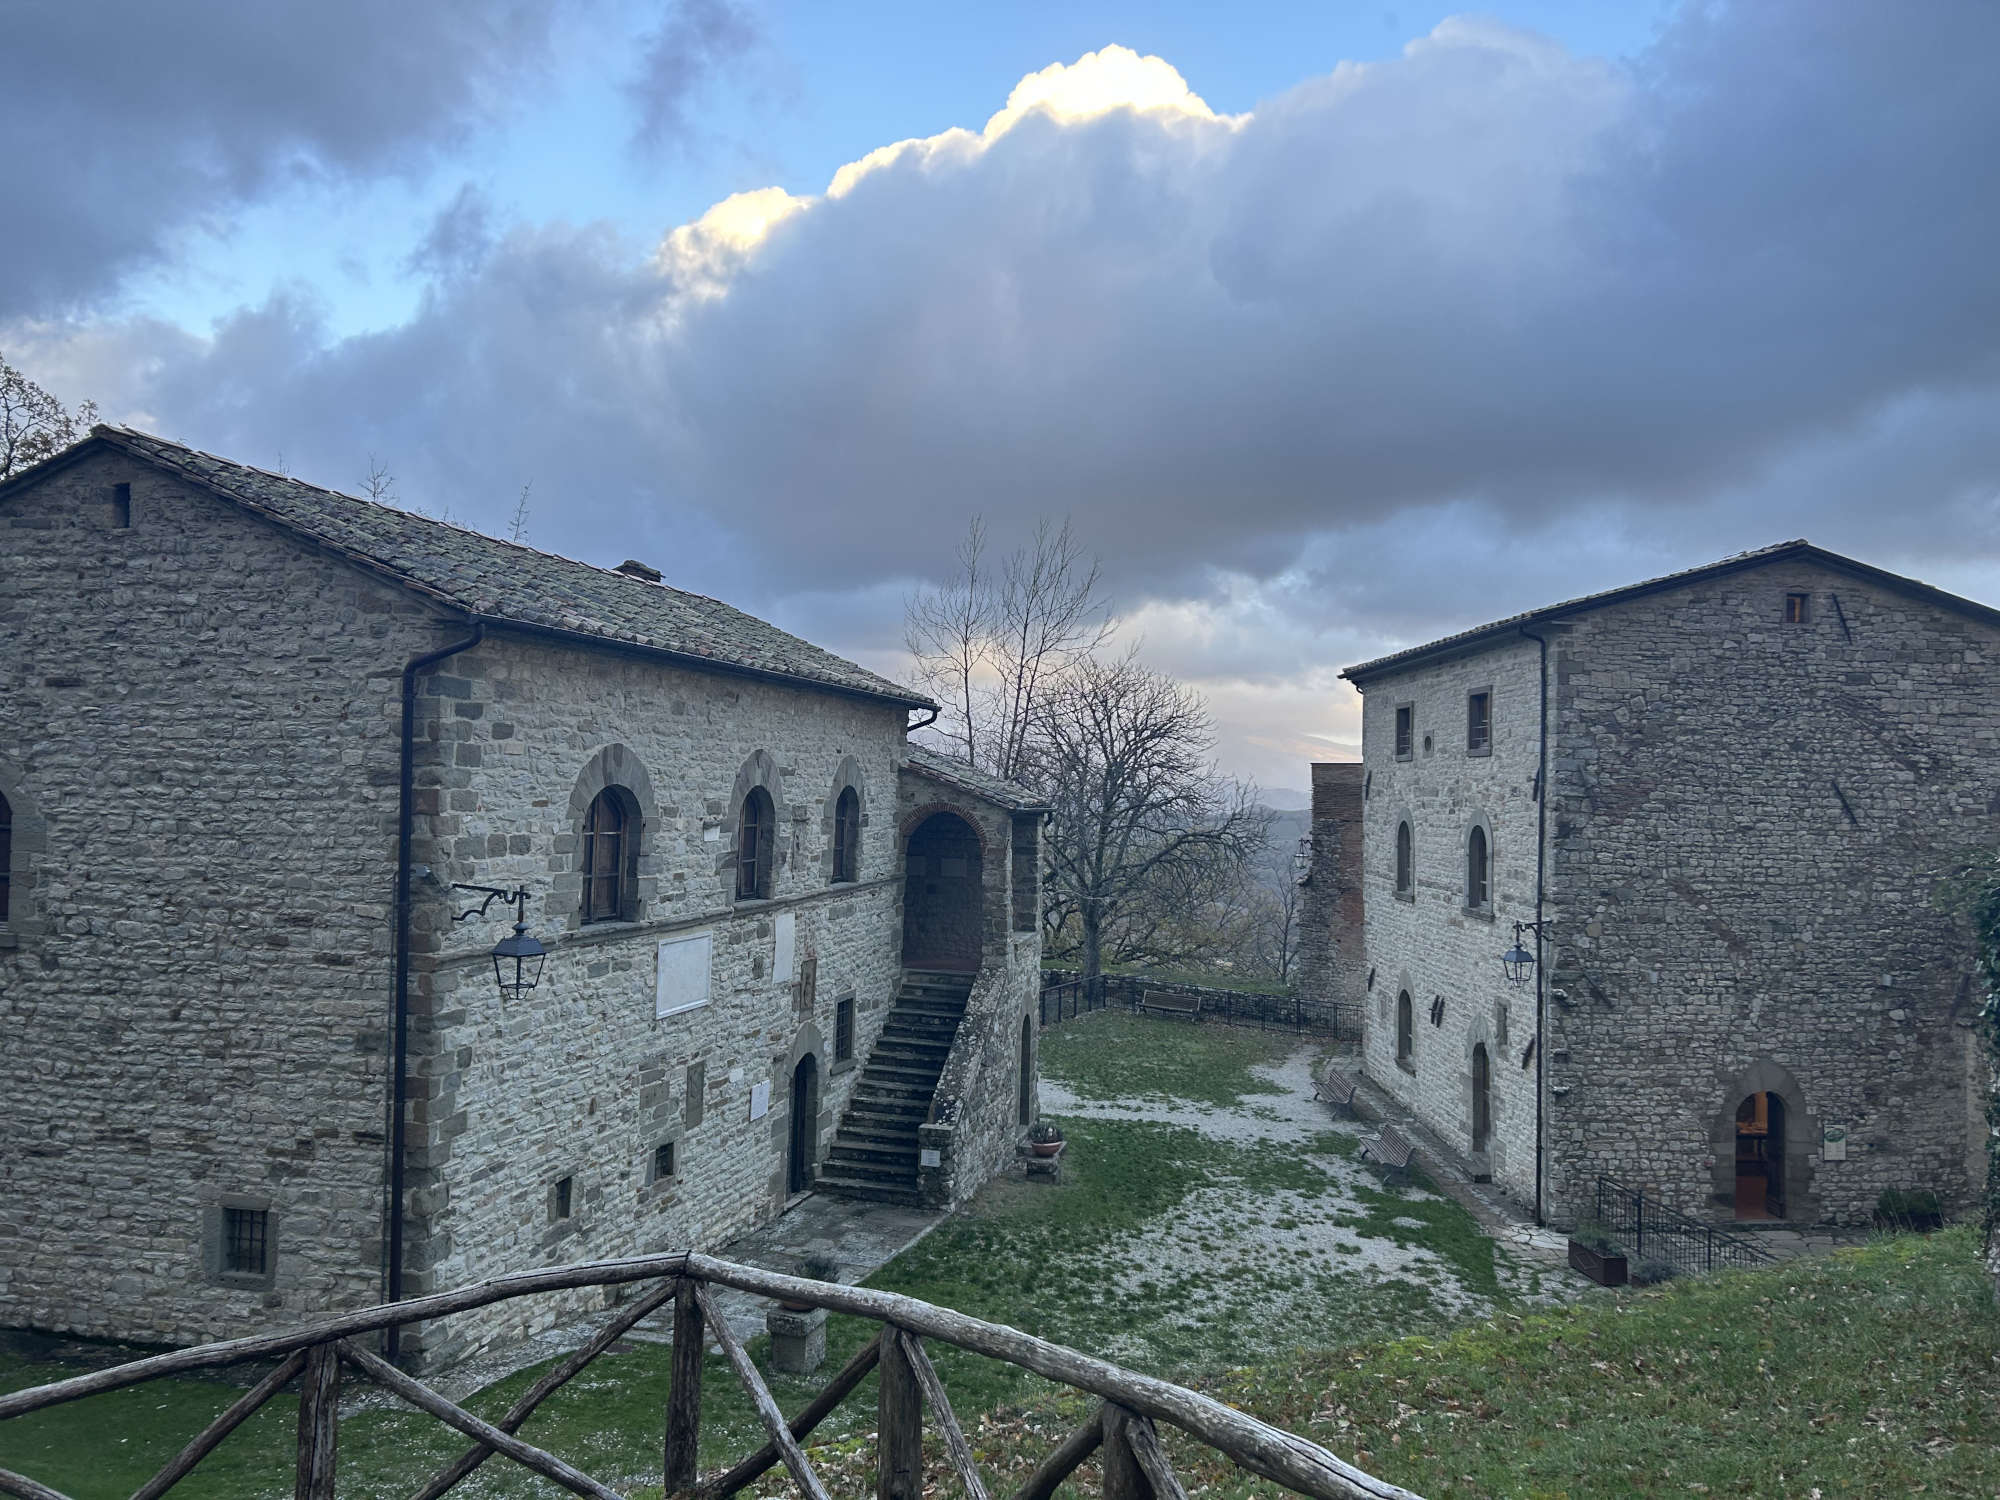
<box><xmin>1500</xmin><ymin>919</ymin><xmax>1548</xmax><ymax>986</ymax></box>
<box><xmin>451</xmin><ymin>884</ymin><xmax>547</xmax><ymax>1000</ymax></box>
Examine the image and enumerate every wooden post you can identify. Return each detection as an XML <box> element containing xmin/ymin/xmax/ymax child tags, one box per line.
<box><xmin>665</xmin><ymin>1276</ymin><xmax>705</xmax><ymax>1495</ymax></box>
<box><xmin>876</xmin><ymin>1326</ymin><xmax>923</xmax><ymax>1500</ymax></box>
<box><xmin>294</xmin><ymin>1341</ymin><xmax>340</xmax><ymax>1500</ymax></box>
<box><xmin>1100</xmin><ymin>1405</ymin><xmax>1153</xmax><ymax>1500</ymax></box>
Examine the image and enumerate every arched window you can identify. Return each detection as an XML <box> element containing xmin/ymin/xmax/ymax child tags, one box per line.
<box><xmin>832</xmin><ymin>787</ymin><xmax>860</xmax><ymax>884</ymax></box>
<box><xmin>581</xmin><ymin>789</ymin><xmax>633</xmax><ymax>924</ymax></box>
<box><xmin>0</xmin><ymin>791</ymin><xmax>11</xmax><ymax>923</ymax></box>
<box><xmin>1395</xmin><ymin>820</ymin><xmax>1414</xmax><ymax>896</ymax></box>
<box><xmin>738</xmin><ymin>786</ymin><xmax>775</xmax><ymax>900</ymax></box>
<box><xmin>1396</xmin><ymin>991</ymin><xmax>1414</xmax><ymax>1069</ymax></box>
<box><xmin>1465</xmin><ymin>825</ymin><xmax>1489</xmax><ymax>910</ymax></box>
<box><xmin>1472</xmin><ymin>1044</ymin><xmax>1491</xmax><ymax>1152</ymax></box>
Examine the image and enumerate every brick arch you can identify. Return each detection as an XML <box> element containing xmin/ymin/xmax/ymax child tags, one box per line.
<box><xmin>1709</xmin><ymin>1058</ymin><xmax>1819</xmax><ymax>1223</ymax></box>
<box><xmin>556</xmin><ymin>745</ymin><xmax>661</xmax><ymax>929</ymax></box>
<box><xmin>899</xmin><ymin>800</ymin><xmax>988</xmax><ymax>854</ymax></box>
<box><xmin>0</xmin><ymin>756</ymin><xmax>47</xmax><ymax>937</ymax></box>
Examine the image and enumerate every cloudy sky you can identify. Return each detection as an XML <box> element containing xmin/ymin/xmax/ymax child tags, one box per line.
<box><xmin>7</xmin><ymin>1</ymin><xmax>1997</xmax><ymax>800</ymax></box>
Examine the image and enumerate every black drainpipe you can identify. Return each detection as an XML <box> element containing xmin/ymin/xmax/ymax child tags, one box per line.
<box><xmin>385</xmin><ymin>617</ymin><xmax>485</xmax><ymax>1361</ymax></box>
<box><xmin>1518</xmin><ymin>624</ymin><xmax>1551</xmax><ymax>1225</ymax></box>
<box><xmin>906</xmin><ymin>704</ymin><xmax>940</xmax><ymax>735</ymax></box>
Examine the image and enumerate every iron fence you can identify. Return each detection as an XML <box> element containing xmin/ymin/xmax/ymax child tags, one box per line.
<box><xmin>1039</xmin><ymin>971</ymin><xmax>1362</xmax><ymax>1041</ymax></box>
<box><xmin>1593</xmin><ymin>1175</ymin><xmax>1776</xmax><ymax>1276</ymax></box>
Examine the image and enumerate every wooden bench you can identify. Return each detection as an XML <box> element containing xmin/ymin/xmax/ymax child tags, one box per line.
<box><xmin>1138</xmin><ymin>990</ymin><xmax>1201</xmax><ymax>1020</ymax></box>
<box><xmin>1359</xmin><ymin>1123</ymin><xmax>1415</xmax><ymax>1179</ymax></box>
<box><xmin>1316</xmin><ymin>1068</ymin><xmax>1361</xmax><ymax>1116</ymax></box>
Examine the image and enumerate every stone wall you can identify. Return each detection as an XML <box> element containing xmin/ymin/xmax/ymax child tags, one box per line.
<box><xmin>1541</xmin><ymin>559</ymin><xmax>1997</xmax><ymax>1227</ymax></box>
<box><xmin>1294</xmin><ymin>763</ymin><xmax>1366</xmax><ymax>1019</ymax></box>
<box><xmin>1355</xmin><ymin>637</ymin><xmax>1546</xmax><ymax>1207</ymax></box>
<box><xmin>397</xmin><ymin>632</ymin><xmax>913</xmax><ymax>1366</ymax></box>
<box><xmin>0</xmin><ymin>449</ymin><xmax>448</xmax><ymax>1345</ymax></box>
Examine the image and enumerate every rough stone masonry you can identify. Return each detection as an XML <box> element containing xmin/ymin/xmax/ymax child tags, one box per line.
<box><xmin>0</xmin><ymin>427</ymin><xmax>1044</xmax><ymax>1369</ymax></box>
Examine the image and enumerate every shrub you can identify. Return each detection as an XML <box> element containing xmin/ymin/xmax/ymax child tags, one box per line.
<box><xmin>1028</xmin><ymin>1121</ymin><xmax>1064</xmax><ymax>1145</ymax></box>
<box><xmin>1874</xmin><ymin>1188</ymin><xmax>1944</xmax><ymax>1232</ymax></box>
<box><xmin>1630</xmin><ymin>1257</ymin><xmax>1679</xmax><ymax>1285</ymax></box>
<box><xmin>1568</xmin><ymin>1219</ymin><xmax>1621</xmax><ymax>1255</ymax></box>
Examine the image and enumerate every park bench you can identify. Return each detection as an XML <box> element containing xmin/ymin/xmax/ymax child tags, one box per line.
<box><xmin>1316</xmin><ymin>1067</ymin><xmax>1361</xmax><ymax>1117</ymax></box>
<box><xmin>1359</xmin><ymin>1123</ymin><xmax>1415</xmax><ymax>1180</ymax></box>
<box><xmin>1139</xmin><ymin>990</ymin><xmax>1201</xmax><ymax>1020</ymax></box>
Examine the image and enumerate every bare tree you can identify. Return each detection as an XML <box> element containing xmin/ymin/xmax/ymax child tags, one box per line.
<box><xmin>1030</xmin><ymin>651</ymin><xmax>1267</xmax><ymax>981</ymax></box>
<box><xmin>1</xmin><ymin>354</ymin><xmax>97</xmax><ymax>480</ymax></box>
<box><xmin>905</xmin><ymin>516</ymin><xmax>1110</xmax><ymax>781</ymax></box>
<box><xmin>508</xmin><ymin>481</ymin><xmax>533</xmax><ymax>544</ymax></box>
<box><xmin>360</xmin><ymin>455</ymin><xmax>398</xmax><ymax>506</ymax></box>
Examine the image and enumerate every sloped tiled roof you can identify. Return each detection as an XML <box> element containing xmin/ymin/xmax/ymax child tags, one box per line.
<box><xmin>1341</xmin><ymin>539</ymin><xmax>2000</xmax><ymax>685</ymax></box>
<box><xmin>903</xmin><ymin>744</ymin><xmax>1051</xmax><ymax>813</ymax></box>
<box><xmin>12</xmin><ymin>427</ymin><xmax>931</xmax><ymax>708</ymax></box>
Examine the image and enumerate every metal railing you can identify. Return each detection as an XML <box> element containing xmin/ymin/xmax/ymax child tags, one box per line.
<box><xmin>1593</xmin><ymin>1175</ymin><xmax>1776</xmax><ymax>1276</ymax></box>
<box><xmin>1039</xmin><ymin>971</ymin><xmax>1363</xmax><ymax>1040</ymax></box>
<box><xmin>0</xmin><ymin>1251</ymin><xmax>1424</xmax><ymax>1500</ymax></box>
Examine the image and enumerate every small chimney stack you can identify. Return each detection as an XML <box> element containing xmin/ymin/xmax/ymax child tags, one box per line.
<box><xmin>614</xmin><ymin>559</ymin><xmax>663</xmax><ymax>583</ymax></box>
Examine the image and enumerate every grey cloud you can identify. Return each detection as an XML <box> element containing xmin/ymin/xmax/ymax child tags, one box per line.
<box><xmin>627</xmin><ymin>0</ymin><xmax>762</xmax><ymax>152</ymax></box>
<box><xmin>1</xmin><ymin>0</ymin><xmax>571</xmax><ymax>315</ymax></box>
<box><xmin>18</xmin><ymin>1</ymin><xmax>2000</xmax><ymax>642</ymax></box>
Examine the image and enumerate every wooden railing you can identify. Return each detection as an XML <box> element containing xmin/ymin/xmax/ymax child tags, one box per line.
<box><xmin>0</xmin><ymin>1252</ymin><xmax>1424</xmax><ymax>1500</ymax></box>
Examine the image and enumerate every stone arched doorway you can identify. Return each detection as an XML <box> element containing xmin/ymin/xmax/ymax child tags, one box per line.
<box><xmin>788</xmin><ymin>1054</ymin><xmax>820</xmax><ymax>1195</ymax></box>
<box><xmin>1018</xmin><ymin>1015</ymin><xmax>1034</xmax><ymax>1126</ymax></box>
<box><xmin>1471</xmin><ymin>1044</ymin><xmax>1492</xmax><ymax>1154</ymax></box>
<box><xmin>1734</xmin><ymin>1091</ymin><xmax>1786</xmax><ymax>1220</ymax></box>
<box><xmin>902</xmin><ymin>811</ymin><xmax>983</xmax><ymax>972</ymax></box>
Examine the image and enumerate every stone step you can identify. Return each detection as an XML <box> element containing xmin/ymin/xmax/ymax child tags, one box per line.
<box><xmin>848</xmin><ymin>1092</ymin><xmax>929</xmax><ymax>1115</ymax></box>
<box><xmin>871</xmin><ymin>1042</ymin><xmax>953</xmax><ymax>1065</ymax></box>
<box><xmin>828</xmin><ymin>1138</ymin><xmax>917</xmax><ymax>1167</ymax></box>
<box><xmin>835</xmin><ymin>1123</ymin><xmax>918</xmax><ymax>1149</ymax></box>
<box><xmin>812</xmin><ymin>1169</ymin><xmax>922</xmax><ymax>1205</ymax></box>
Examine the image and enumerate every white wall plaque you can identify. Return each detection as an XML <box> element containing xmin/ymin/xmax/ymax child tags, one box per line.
<box><xmin>655</xmin><ymin>932</ymin><xmax>713</xmax><ymax>1019</ymax></box>
<box><xmin>749</xmin><ymin>1081</ymin><xmax>771</xmax><ymax>1120</ymax></box>
<box><xmin>703</xmin><ymin>825</ymin><xmax>721</xmax><ymax>843</ymax></box>
<box><xmin>774</xmin><ymin>910</ymin><xmax>796</xmax><ymax>986</ymax></box>
<box><xmin>1821</xmin><ymin>1124</ymin><xmax>1847</xmax><ymax>1162</ymax></box>
<box><xmin>919</xmin><ymin>1147</ymin><xmax>942</xmax><ymax>1168</ymax></box>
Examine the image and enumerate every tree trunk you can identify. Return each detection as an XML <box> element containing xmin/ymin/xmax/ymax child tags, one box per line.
<box><xmin>1081</xmin><ymin>906</ymin><xmax>1104</xmax><ymax>984</ymax></box>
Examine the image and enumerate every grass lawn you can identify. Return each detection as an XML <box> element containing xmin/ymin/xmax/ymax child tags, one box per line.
<box><xmin>8</xmin><ymin>1016</ymin><xmax>1991</xmax><ymax>1498</ymax></box>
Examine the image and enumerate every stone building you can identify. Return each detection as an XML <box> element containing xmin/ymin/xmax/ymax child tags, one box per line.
<box><xmin>0</xmin><ymin>427</ymin><xmax>1045</xmax><ymax>1368</ymax></box>
<box><xmin>1334</xmin><ymin>541</ymin><xmax>1997</xmax><ymax>1229</ymax></box>
<box><xmin>1291</xmin><ymin>762</ymin><xmax>1365</xmax><ymax>1030</ymax></box>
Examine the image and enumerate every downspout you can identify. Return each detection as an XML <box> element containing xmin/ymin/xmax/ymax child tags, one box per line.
<box><xmin>1518</xmin><ymin>624</ymin><xmax>1551</xmax><ymax>1226</ymax></box>
<box><xmin>386</xmin><ymin>617</ymin><xmax>485</xmax><ymax>1360</ymax></box>
<box><xmin>906</xmin><ymin>704</ymin><xmax>940</xmax><ymax>736</ymax></box>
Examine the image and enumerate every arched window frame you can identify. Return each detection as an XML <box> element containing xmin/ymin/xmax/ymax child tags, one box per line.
<box><xmin>738</xmin><ymin>785</ymin><xmax>776</xmax><ymax>901</ymax></box>
<box><xmin>1395</xmin><ymin>990</ymin><xmax>1415</xmax><ymax>1072</ymax></box>
<box><xmin>832</xmin><ymin>786</ymin><xmax>861</xmax><ymax>884</ymax></box>
<box><xmin>1471</xmin><ymin>1042</ymin><xmax>1492</xmax><ymax>1152</ymax></box>
<box><xmin>1464</xmin><ymin>823</ymin><xmax>1491</xmax><ymax>914</ymax></box>
<box><xmin>1393</xmin><ymin>817</ymin><xmax>1415</xmax><ymax>901</ymax></box>
<box><xmin>580</xmin><ymin>787</ymin><xmax>640</xmax><ymax>924</ymax></box>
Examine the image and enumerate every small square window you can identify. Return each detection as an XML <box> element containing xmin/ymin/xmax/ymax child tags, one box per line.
<box><xmin>1394</xmin><ymin>705</ymin><xmax>1413</xmax><ymax>760</ymax></box>
<box><xmin>223</xmin><ymin>1206</ymin><xmax>268</xmax><ymax>1276</ymax></box>
<box><xmin>111</xmin><ymin>483</ymin><xmax>132</xmax><ymax>529</ymax></box>
<box><xmin>835</xmin><ymin>996</ymin><xmax>855</xmax><ymax>1063</ymax></box>
<box><xmin>1467</xmin><ymin>691</ymin><xmax>1492</xmax><ymax>755</ymax></box>
<box><xmin>652</xmin><ymin>1141</ymin><xmax>676</xmax><ymax>1182</ymax></box>
<box><xmin>1784</xmin><ymin>592</ymin><xmax>1811</xmax><ymax>624</ymax></box>
<box><xmin>551</xmin><ymin>1175</ymin><xmax>574</xmax><ymax>1221</ymax></box>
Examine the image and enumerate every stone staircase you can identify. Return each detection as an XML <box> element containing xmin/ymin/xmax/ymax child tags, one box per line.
<box><xmin>814</xmin><ymin>968</ymin><xmax>974</xmax><ymax>1205</ymax></box>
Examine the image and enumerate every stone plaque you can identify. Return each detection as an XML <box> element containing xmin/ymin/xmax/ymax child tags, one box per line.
<box><xmin>1821</xmin><ymin>1124</ymin><xmax>1847</xmax><ymax>1161</ymax></box>
<box><xmin>919</xmin><ymin>1147</ymin><xmax>942</xmax><ymax>1168</ymax></box>
<box><xmin>655</xmin><ymin>932</ymin><xmax>712</xmax><ymax>1019</ymax></box>
<box><xmin>774</xmin><ymin>910</ymin><xmax>796</xmax><ymax>985</ymax></box>
<box><xmin>750</xmin><ymin>1080</ymin><xmax>771</xmax><ymax>1120</ymax></box>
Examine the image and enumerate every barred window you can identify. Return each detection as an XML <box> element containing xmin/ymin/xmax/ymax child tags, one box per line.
<box><xmin>832</xmin><ymin>787</ymin><xmax>860</xmax><ymax>883</ymax></box>
<box><xmin>581</xmin><ymin>789</ymin><xmax>632</xmax><ymax>923</ymax></box>
<box><xmin>1466</xmin><ymin>691</ymin><xmax>1491</xmax><ymax>754</ymax></box>
<box><xmin>1466</xmin><ymin>826</ymin><xmax>1489</xmax><ymax>910</ymax></box>
<box><xmin>552</xmin><ymin>1175</ymin><xmax>574</xmax><ymax>1221</ymax></box>
<box><xmin>835</xmin><ymin>996</ymin><xmax>855</xmax><ymax>1063</ymax></box>
<box><xmin>652</xmin><ymin>1141</ymin><xmax>676</xmax><ymax>1182</ymax></box>
<box><xmin>737</xmin><ymin>787</ymin><xmax>775</xmax><ymax>900</ymax></box>
<box><xmin>1394</xmin><ymin>705</ymin><xmax>1414</xmax><ymax>760</ymax></box>
<box><xmin>223</xmin><ymin>1206</ymin><xmax>268</xmax><ymax>1277</ymax></box>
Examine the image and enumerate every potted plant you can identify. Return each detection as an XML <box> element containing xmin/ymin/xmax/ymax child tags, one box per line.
<box><xmin>1566</xmin><ymin>1221</ymin><xmax>1629</xmax><ymax>1287</ymax></box>
<box><xmin>1027</xmin><ymin>1121</ymin><xmax>1065</xmax><ymax>1158</ymax></box>
<box><xmin>780</xmin><ymin>1251</ymin><xmax>841</xmax><ymax>1311</ymax></box>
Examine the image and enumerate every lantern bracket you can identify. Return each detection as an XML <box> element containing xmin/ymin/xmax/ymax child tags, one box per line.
<box><xmin>450</xmin><ymin>883</ymin><xmax>532</xmax><ymax>923</ymax></box>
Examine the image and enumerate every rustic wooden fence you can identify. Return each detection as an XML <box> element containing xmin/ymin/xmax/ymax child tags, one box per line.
<box><xmin>0</xmin><ymin>1251</ymin><xmax>1424</xmax><ymax>1500</ymax></box>
<box><xmin>1040</xmin><ymin>972</ymin><xmax>1362</xmax><ymax>1041</ymax></box>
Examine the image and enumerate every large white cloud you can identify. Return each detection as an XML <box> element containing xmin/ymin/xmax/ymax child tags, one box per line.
<box><xmin>9</xmin><ymin>4</ymin><xmax>2000</xmax><ymax>783</ymax></box>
